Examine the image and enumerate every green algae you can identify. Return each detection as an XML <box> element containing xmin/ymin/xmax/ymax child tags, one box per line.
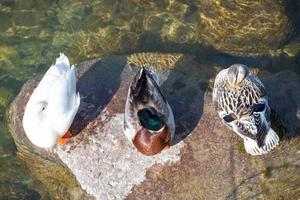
<box><xmin>235</xmin><ymin>142</ymin><xmax>246</xmax><ymax>155</ymax></box>
<box><xmin>0</xmin><ymin>45</ymin><xmax>17</xmax><ymax>67</ymax></box>
<box><xmin>0</xmin><ymin>86</ymin><xmax>13</xmax><ymax>108</ymax></box>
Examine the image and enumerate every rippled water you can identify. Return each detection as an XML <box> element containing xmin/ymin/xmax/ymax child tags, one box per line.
<box><xmin>0</xmin><ymin>0</ymin><xmax>299</xmax><ymax>199</ymax></box>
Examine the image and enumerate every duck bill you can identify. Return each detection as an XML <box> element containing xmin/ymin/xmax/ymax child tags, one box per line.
<box><xmin>57</xmin><ymin>129</ymin><xmax>72</xmax><ymax>145</ymax></box>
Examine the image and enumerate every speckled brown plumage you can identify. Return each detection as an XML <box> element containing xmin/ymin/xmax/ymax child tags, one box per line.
<box><xmin>213</xmin><ymin>64</ymin><xmax>279</xmax><ymax>155</ymax></box>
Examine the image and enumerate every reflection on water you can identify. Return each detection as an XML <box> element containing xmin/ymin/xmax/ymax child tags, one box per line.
<box><xmin>0</xmin><ymin>0</ymin><xmax>299</xmax><ymax>198</ymax></box>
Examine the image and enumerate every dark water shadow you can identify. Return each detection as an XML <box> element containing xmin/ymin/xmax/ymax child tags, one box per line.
<box><xmin>159</xmin><ymin>56</ymin><xmax>209</xmax><ymax>145</ymax></box>
<box><xmin>71</xmin><ymin>56</ymin><xmax>126</xmax><ymax>134</ymax></box>
<box><xmin>263</xmin><ymin>71</ymin><xmax>300</xmax><ymax>139</ymax></box>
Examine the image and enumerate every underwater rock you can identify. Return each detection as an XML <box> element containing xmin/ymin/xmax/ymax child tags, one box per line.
<box><xmin>0</xmin><ymin>86</ymin><xmax>13</xmax><ymax>108</ymax></box>
<box><xmin>0</xmin><ymin>182</ymin><xmax>41</xmax><ymax>200</ymax></box>
<box><xmin>12</xmin><ymin>10</ymin><xmax>45</xmax><ymax>27</ymax></box>
<box><xmin>283</xmin><ymin>35</ymin><xmax>300</xmax><ymax>57</ymax></box>
<box><xmin>196</xmin><ymin>0</ymin><xmax>294</xmax><ymax>56</ymax></box>
<box><xmin>0</xmin><ymin>45</ymin><xmax>17</xmax><ymax>66</ymax></box>
<box><xmin>0</xmin><ymin>12</ymin><xmax>12</xmax><ymax>32</ymax></box>
<box><xmin>144</xmin><ymin>12</ymin><xmax>198</xmax><ymax>44</ymax></box>
<box><xmin>8</xmin><ymin>53</ymin><xmax>300</xmax><ymax>199</ymax></box>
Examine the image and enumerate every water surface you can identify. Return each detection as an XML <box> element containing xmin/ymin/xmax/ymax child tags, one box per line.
<box><xmin>0</xmin><ymin>0</ymin><xmax>299</xmax><ymax>199</ymax></box>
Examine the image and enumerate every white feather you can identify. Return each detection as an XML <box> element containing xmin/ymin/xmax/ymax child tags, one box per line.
<box><xmin>243</xmin><ymin>128</ymin><xmax>279</xmax><ymax>155</ymax></box>
<box><xmin>22</xmin><ymin>53</ymin><xmax>80</xmax><ymax>148</ymax></box>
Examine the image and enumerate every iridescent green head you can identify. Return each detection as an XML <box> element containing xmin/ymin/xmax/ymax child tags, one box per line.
<box><xmin>138</xmin><ymin>107</ymin><xmax>165</xmax><ymax>131</ymax></box>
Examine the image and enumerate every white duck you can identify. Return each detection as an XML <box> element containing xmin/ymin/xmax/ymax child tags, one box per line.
<box><xmin>213</xmin><ymin>64</ymin><xmax>279</xmax><ymax>155</ymax></box>
<box><xmin>23</xmin><ymin>53</ymin><xmax>80</xmax><ymax>148</ymax></box>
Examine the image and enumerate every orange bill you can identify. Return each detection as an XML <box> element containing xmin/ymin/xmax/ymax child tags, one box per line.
<box><xmin>57</xmin><ymin>130</ymin><xmax>72</xmax><ymax>145</ymax></box>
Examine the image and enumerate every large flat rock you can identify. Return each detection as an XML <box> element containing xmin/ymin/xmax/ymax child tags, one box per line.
<box><xmin>8</xmin><ymin>53</ymin><xmax>300</xmax><ymax>199</ymax></box>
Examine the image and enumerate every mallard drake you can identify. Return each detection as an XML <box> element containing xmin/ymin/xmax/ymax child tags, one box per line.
<box><xmin>124</xmin><ymin>67</ymin><xmax>175</xmax><ymax>156</ymax></box>
<box><xmin>213</xmin><ymin>64</ymin><xmax>279</xmax><ymax>155</ymax></box>
<box><xmin>23</xmin><ymin>53</ymin><xmax>80</xmax><ymax>148</ymax></box>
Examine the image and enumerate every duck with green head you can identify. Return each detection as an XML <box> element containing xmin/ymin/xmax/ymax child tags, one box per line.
<box><xmin>124</xmin><ymin>67</ymin><xmax>175</xmax><ymax>156</ymax></box>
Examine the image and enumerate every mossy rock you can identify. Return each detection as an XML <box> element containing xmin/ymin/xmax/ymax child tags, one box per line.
<box><xmin>0</xmin><ymin>182</ymin><xmax>41</xmax><ymax>200</ymax></box>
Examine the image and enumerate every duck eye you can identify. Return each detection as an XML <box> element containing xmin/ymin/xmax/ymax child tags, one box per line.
<box><xmin>223</xmin><ymin>114</ymin><xmax>235</xmax><ymax>123</ymax></box>
<box><xmin>252</xmin><ymin>103</ymin><xmax>265</xmax><ymax>112</ymax></box>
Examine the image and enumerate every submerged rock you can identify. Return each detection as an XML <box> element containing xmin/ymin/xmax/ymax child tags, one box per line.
<box><xmin>196</xmin><ymin>0</ymin><xmax>294</xmax><ymax>57</ymax></box>
<box><xmin>0</xmin><ymin>182</ymin><xmax>41</xmax><ymax>200</ymax></box>
<box><xmin>283</xmin><ymin>35</ymin><xmax>300</xmax><ymax>57</ymax></box>
<box><xmin>8</xmin><ymin>53</ymin><xmax>300</xmax><ymax>199</ymax></box>
<box><xmin>0</xmin><ymin>86</ymin><xmax>13</xmax><ymax>108</ymax></box>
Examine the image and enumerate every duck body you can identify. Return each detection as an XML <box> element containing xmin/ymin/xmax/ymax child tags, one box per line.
<box><xmin>124</xmin><ymin>67</ymin><xmax>175</xmax><ymax>156</ymax></box>
<box><xmin>213</xmin><ymin>64</ymin><xmax>279</xmax><ymax>155</ymax></box>
<box><xmin>22</xmin><ymin>53</ymin><xmax>80</xmax><ymax>148</ymax></box>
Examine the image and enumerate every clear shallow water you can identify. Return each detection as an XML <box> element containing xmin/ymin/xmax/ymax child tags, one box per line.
<box><xmin>0</xmin><ymin>0</ymin><xmax>299</xmax><ymax>199</ymax></box>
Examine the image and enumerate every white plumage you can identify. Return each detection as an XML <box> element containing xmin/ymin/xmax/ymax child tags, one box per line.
<box><xmin>23</xmin><ymin>53</ymin><xmax>80</xmax><ymax>148</ymax></box>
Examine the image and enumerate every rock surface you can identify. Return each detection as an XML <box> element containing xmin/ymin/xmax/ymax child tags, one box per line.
<box><xmin>8</xmin><ymin>53</ymin><xmax>300</xmax><ymax>199</ymax></box>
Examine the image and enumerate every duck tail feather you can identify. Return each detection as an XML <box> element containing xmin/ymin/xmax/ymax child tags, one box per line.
<box><xmin>55</xmin><ymin>53</ymin><xmax>70</xmax><ymax>70</ymax></box>
<box><xmin>243</xmin><ymin>128</ymin><xmax>279</xmax><ymax>156</ymax></box>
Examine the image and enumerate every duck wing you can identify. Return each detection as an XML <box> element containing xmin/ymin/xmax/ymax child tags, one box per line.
<box><xmin>222</xmin><ymin>77</ymin><xmax>278</xmax><ymax>154</ymax></box>
<box><xmin>214</xmin><ymin>73</ymin><xmax>267</xmax><ymax>136</ymax></box>
<box><xmin>135</xmin><ymin>68</ymin><xmax>168</xmax><ymax>114</ymax></box>
<box><xmin>124</xmin><ymin>68</ymin><xmax>169</xmax><ymax>140</ymax></box>
<box><xmin>45</xmin><ymin>54</ymin><xmax>80</xmax><ymax>135</ymax></box>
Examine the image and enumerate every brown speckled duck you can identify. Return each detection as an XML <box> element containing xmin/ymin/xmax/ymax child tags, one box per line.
<box><xmin>124</xmin><ymin>67</ymin><xmax>175</xmax><ymax>156</ymax></box>
<box><xmin>213</xmin><ymin>64</ymin><xmax>279</xmax><ymax>155</ymax></box>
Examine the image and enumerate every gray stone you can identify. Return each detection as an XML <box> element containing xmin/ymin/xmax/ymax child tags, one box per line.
<box><xmin>8</xmin><ymin>53</ymin><xmax>300</xmax><ymax>199</ymax></box>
